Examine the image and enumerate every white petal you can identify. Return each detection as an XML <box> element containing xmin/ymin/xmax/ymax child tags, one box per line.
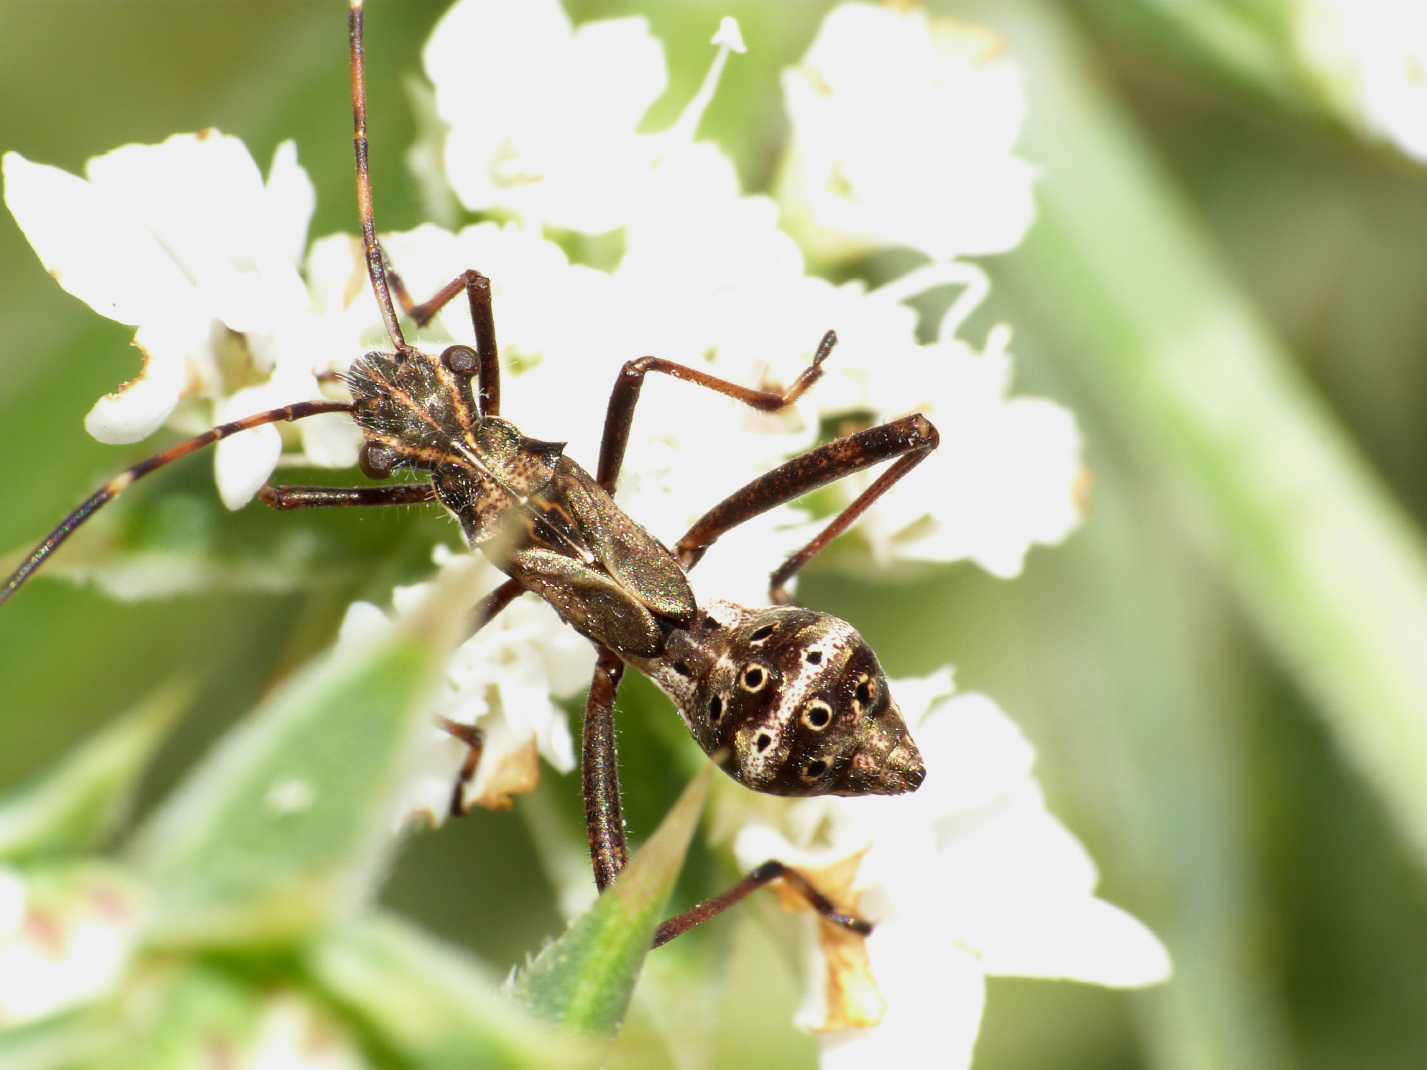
<box><xmin>85</xmin><ymin>131</ymin><xmax>307</xmax><ymax>333</ymax></box>
<box><xmin>0</xmin><ymin>868</ymin><xmax>25</xmax><ymax>938</ymax></box>
<box><xmin>297</xmin><ymin>410</ymin><xmax>362</xmax><ymax>469</ymax></box>
<box><xmin>884</xmin><ymin>669</ymin><xmax>956</xmax><ymax>731</ymax></box>
<box><xmin>397</xmin><ymin>728</ymin><xmax>469</xmax><ymax>829</ymax></box>
<box><xmin>243</xmin><ymin>993</ymin><xmax>367</xmax><ymax>1070</ymax></box>
<box><xmin>780</xmin><ymin>5</ymin><xmax>1036</xmax><ymax>261</ymax></box>
<box><xmin>215</xmin><ymin>424</ymin><xmax>282</xmax><ymax>510</ymax></box>
<box><xmin>912</xmin><ymin>693</ymin><xmax>1036</xmax><ymax>816</ymax></box>
<box><xmin>713</xmin><ymin>17</ymin><xmax>746</xmax><ymax>54</ymax></box>
<box><xmin>848</xmin><ymin>336</ymin><xmax>1084</xmax><ymax>576</ymax></box>
<box><xmin>3</xmin><ymin>151</ymin><xmax>194</xmax><ymax>325</ymax></box>
<box><xmin>502</xmin><ymin>596</ymin><xmax>596</xmax><ymax>700</ymax></box>
<box><xmin>426</xmin><ymin>0</ymin><xmax>667</xmax><ymax>231</ymax></box>
<box><xmin>375</xmin><ymin>550</ymin><xmax>588</xmax><ymax>813</ymax></box>
<box><xmin>933</xmin><ymin>791</ymin><xmax>1100</xmax><ymax>907</ymax></box>
<box><xmin>249</xmin><ymin>346</ymin><xmax>360</xmax><ymax>466</ymax></box>
<box><xmin>263</xmin><ymin>141</ymin><xmax>317</xmax><ymax>270</ymax></box>
<box><xmin>305</xmin><ymin>232</ymin><xmax>370</xmax><ymax>316</ymax></box>
<box><xmin>733</xmin><ymin>822</ymin><xmax>844</xmax><ymax>874</ymax></box>
<box><xmin>461</xmin><ymin>712</ymin><xmax>539</xmax><ymax>809</ymax></box>
<box><xmin>83</xmin><ymin>319</ymin><xmax>211</xmax><ymax>444</ymax></box>
<box><xmin>337</xmin><ymin>600</ymin><xmax>395</xmax><ymax>646</ymax></box>
<box><xmin>970</xmin><ymin>896</ymin><xmax>1172</xmax><ymax>988</ymax></box>
<box><xmin>818</xmin><ymin>936</ymin><xmax>985</xmax><ymax>1070</ymax></box>
<box><xmin>0</xmin><ymin>867</ymin><xmax>142</xmax><ymax>1025</ymax></box>
<box><xmin>1296</xmin><ymin>0</ymin><xmax>1427</xmax><ymax>163</ymax></box>
<box><xmin>424</xmin><ymin>0</ymin><xmax>572</xmax><ymax>123</ymax></box>
<box><xmin>567</xmin><ymin>17</ymin><xmax>668</xmax><ymax>131</ymax></box>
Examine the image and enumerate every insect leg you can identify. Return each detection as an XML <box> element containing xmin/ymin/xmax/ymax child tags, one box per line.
<box><xmin>349</xmin><ymin>4</ymin><xmax>500</xmax><ymax>413</ymax></box>
<box><xmin>595</xmin><ymin>330</ymin><xmax>837</xmax><ymax>491</ymax></box>
<box><xmin>0</xmin><ymin>400</ymin><xmax>350</xmax><ymax>607</ymax></box>
<box><xmin>257</xmin><ymin>483</ymin><xmax>435</xmax><ymax>510</ymax></box>
<box><xmin>468</xmin><ymin>576</ymin><xmax>526</xmax><ymax>636</ymax></box>
<box><xmin>348</xmin><ymin>0</ymin><xmax>406</xmax><ymax>354</ymax></box>
<box><xmin>434</xmin><ymin>578</ymin><xmax>529</xmax><ymax>817</ymax></box>
<box><xmin>382</xmin><ymin>263</ymin><xmax>502</xmax><ymax>417</ymax></box>
<box><xmin>437</xmin><ymin>719</ymin><xmax>485</xmax><ymax>819</ymax></box>
<box><xmin>583</xmin><ymin>648</ymin><xmax>629</xmax><ymax>889</ymax></box>
<box><xmin>676</xmin><ymin>413</ymin><xmax>940</xmax><ymax>603</ymax></box>
<box><xmin>576</xmin><ymin>648</ymin><xmax>871</xmax><ymax>946</ymax></box>
<box><xmin>653</xmin><ymin>861</ymin><xmax>870</xmax><ymax>948</ymax></box>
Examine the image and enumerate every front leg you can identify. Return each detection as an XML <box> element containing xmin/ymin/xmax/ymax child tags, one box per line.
<box><xmin>379</xmin><ymin>246</ymin><xmax>501</xmax><ymax>416</ymax></box>
<box><xmin>595</xmin><ymin>331</ymin><xmax>837</xmax><ymax>492</ymax></box>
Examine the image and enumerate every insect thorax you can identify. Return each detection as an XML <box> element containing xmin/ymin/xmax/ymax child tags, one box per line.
<box><xmin>345</xmin><ymin>347</ymin><xmax>696</xmax><ymax>658</ymax></box>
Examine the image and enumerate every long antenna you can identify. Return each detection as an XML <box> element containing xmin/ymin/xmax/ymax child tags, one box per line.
<box><xmin>0</xmin><ymin>401</ymin><xmax>350</xmax><ymax>606</ymax></box>
<box><xmin>348</xmin><ymin>0</ymin><xmax>407</xmax><ymax>352</ymax></box>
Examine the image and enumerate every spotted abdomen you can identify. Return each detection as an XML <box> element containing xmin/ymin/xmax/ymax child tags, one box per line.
<box><xmin>633</xmin><ymin>601</ymin><xmax>925</xmax><ymax>797</ymax></box>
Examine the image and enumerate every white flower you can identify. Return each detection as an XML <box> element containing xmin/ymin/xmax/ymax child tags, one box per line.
<box><xmin>1295</xmin><ymin>0</ymin><xmax>1427</xmax><ymax>163</ymax></box>
<box><xmin>852</xmin><ymin>317</ymin><xmax>1083</xmax><ymax>579</ymax></box>
<box><xmin>0</xmin><ymin>868</ymin><xmax>26</xmax><ymax>942</ymax></box>
<box><xmin>587</xmin><ymin>7</ymin><xmax>1076</xmax><ymax>583</ymax></box>
<box><xmin>731</xmin><ymin>675</ymin><xmax>1171</xmax><ymax>1067</ymax></box>
<box><xmin>0</xmin><ymin>863</ymin><xmax>145</xmax><ymax>1026</ymax></box>
<box><xmin>239</xmin><ymin>993</ymin><xmax>369</xmax><ymax>1070</ymax></box>
<box><xmin>4</xmin><ymin>134</ymin><xmax>309</xmax><ymax>441</ymax></box>
<box><xmin>616</xmin><ymin>250</ymin><xmax>1083</xmax><ymax>581</ymax></box>
<box><xmin>2</xmin><ymin>133</ymin><xmax>360</xmax><ymax>506</ymax></box>
<box><xmin>369</xmin><ymin>221</ymin><xmax>625</xmax><ymax>451</ymax></box>
<box><xmin>779</xmin><ymin>2</ymin><xmax>1036</xmax><ymax>263</ymax></box>
<box><xmin>423</xmin><ymin>0</ymin><xmax>668</xmax><ymax>233</ymax></box>
<box><xmin>339</xmin><ymin>547</ymin><xmax>593</xmax><ymax>823</ymax></box>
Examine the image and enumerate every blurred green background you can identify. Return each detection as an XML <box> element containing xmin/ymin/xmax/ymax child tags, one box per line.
<box><xmin>2</xmin><ymin>1</ymin><xmax>1424</xmax><ymax>1068</ymax></box>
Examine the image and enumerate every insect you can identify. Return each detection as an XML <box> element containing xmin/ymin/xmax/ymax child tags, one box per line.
<box><xmin>1</xmin><ymin>0</ymin><xmax>939</xmax><ymax>947</ymax></box>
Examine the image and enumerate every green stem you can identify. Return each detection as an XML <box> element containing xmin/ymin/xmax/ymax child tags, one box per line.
<box><xmin>982</xmin><ymin>1</ymin><xmax>1427</xmax><ymax>861</ymax></box>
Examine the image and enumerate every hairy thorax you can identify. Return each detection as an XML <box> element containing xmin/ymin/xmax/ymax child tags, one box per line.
<box><xmin>346</xmin><ymin>347</ymin><xmax>695</xmax><ymax>657</ymax></box>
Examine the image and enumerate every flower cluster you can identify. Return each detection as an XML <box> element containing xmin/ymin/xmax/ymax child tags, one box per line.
<box><xmin>338</xmin><ymin>545</ymin><xmax>592</xmax><ymax>823</ymax></box>
<box><xmin>2</xmin><ymin>137</ymin><xmax>363</xmax><ymax>510</ymax></box>
<box><xmin>0</xmin><ymin>863</ymin><xmax>141</xmax><ymax>1026</ymax></box>
<box><xmin>4</xmin><ymin>0</ymin><xmax>1169</xmax><ymax>1063</ymax></box>
<box><xmin>727</xmin><ymin>675</ymin><xmax>1170</xmax><ymax>1064</ymax></box>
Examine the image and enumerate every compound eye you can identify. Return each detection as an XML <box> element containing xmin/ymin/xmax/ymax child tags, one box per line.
<box><xmin>359</xmin><ymin>442</ymin><xmax>398</xmax><ymax>480</ymax></box>
<box><xmin>441</xmin><ymin>344</ymin><xmax>479</xmax><ymax>377</ymax></box>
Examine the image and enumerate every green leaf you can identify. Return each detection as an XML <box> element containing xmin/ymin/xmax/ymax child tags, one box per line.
<box><xmin>0</xmin><ymin>684</ymin><xmax>189</xmax><ymax>860</ymax></box>
<box><xmin>86</xmin><ymin>965</ymin><xmax>262</xmax><ymax>1070</ymax></box>
<box><xmin>513</xmin><ymin>768</ymin><xmax>710</xmax><ymax>1036</ymax></box>
<box><xmin>0</xmin><ymin>1005</ymin><xmax>125</xmax><ymax>1070</ymax></box>
<box><xmin>308</xmin><ymin>912</ymin><xmax>595</xmax><ymax>1070</ymax></box>
<box><xmin>0</xmin><ymin>960</ymin><xmax>369</xmax><ymax>1070</ymax></box>
<box><xmin>125</xmin><ymin>560</ymin><xmax>486</xmax><ymax>948</ymax></box>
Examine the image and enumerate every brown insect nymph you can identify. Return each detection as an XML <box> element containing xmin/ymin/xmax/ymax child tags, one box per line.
<box><xmin>0</xmin><ymin>0</ymin><xmax>940</xmax><ymax>949</ymax></box>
